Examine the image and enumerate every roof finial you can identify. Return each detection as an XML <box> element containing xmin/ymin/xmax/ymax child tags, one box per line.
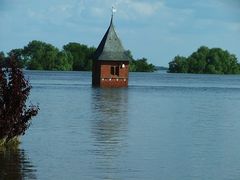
<box><xmin>112</xmin><ymin>6</ymin><xmax>117</xmax><ymax>18</ymax></box>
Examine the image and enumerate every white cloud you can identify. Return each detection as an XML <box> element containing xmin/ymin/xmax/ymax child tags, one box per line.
<box><xmin>22</xmin><ymin>0</ymin><xmax>171</xmax><ymax>24</ymax></box>
<box><xmin>90</xmin><ymin>7</ymin><xmax>105</xmax><ymax>17</ymax></box>
<box><xmin>123</xmin><ymin>0</ymin><xmax>163</xmax><ymax>16</ymax></box>
<box><xmin>223</xmin><ymin>22</ymin><xmax>240</xmax><ymax>32</ymax></box>
<box><xmin>82</xmin><ymin>0</ymin><xmax>164</xmax><ymax>19</ymax></box>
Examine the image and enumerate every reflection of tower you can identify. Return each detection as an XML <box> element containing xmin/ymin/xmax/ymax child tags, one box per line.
<box><xmin>0</xmin><ymin>148</ymin><xmax>37</xmax><ymax>179</ymax></box>
<box><xmin>90</xmin><ymin>88</ymin><xmax>129</xmax><ymax>179</ymax></box>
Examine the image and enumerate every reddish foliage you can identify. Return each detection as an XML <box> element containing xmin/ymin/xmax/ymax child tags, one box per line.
<box><xmin>0</xmin><ymin>56</ymin><xmax>39</xmax><ymax>142</ymax></box>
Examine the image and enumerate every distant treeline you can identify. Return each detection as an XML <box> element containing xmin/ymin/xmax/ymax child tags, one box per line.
<box><xmin>0</xmin><ymin>40</ymin><xmax>155</xmax><ymax>72</ymax></box>
<box><xmin>125</xmin><ymin>50</ymin><xmax>155</xmax><ymax>72</ymax></box>
<box><xmin>168</xmin><ymin>46</ymin><xmax>240</xmax><ymax>74</ymax></box>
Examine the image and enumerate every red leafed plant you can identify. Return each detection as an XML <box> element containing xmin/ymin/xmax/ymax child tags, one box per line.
<box><xmin>0</xmin><ymin>56</ymin><xmax>39</xmax><ymax>146</ymax></box>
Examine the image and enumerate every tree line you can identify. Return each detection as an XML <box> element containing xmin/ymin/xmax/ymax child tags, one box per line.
<box><xmin>125</xmin><ymin>50</ymin><xmax>155</xmax><ymax>72</ymax></box>
<box><xmin>168</xmin><ymin>46</ymin><xmax>240</xmax><ymax>74</ymax></box>
<box><xmin>0</xmin><ymin>40</ymin><xmax>155</xmax><ymax>72</ymax></box>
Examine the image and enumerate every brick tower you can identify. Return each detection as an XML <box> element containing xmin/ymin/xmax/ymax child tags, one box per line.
<box><xmin>92</xmin><ymin>14</ymin><xmax>131</xmax><ymax>88</ymax></box>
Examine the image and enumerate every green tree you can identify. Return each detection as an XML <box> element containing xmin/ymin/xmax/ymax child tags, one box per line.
<box><xmin>168</xmin><ymin>46</ymin><xmax>240</xmax><ymax>74</ymax></box>
<box><xmin>129</xmin><ymin>58</ymin><xmax>155</xmax><ymax>72</ymax></box>
<box><xmin>63</xmin><ymin>42</ymin><xmax>95</xmax><ymax>71</ymax></box>
<box><xmin>135</xmin><ymin>58</ymin><xmax>155</xmax><ymax>72</ymax></box>
<box><xmin>0</xmin><ymin>51</ymin><xmax>5</xmax><ymax>67</ymax></box>
<box><xmin>169</xmin><ymin>56</ymin><xmax>188</xmax><ymax>73</ymax></box>
<box><xmin>205</xmin><ymin>64</ymin><xmax>217</xmax><ymax>74</ymax></box>
<box><xmin>129</xmin><ymin>60</ymin><xmax>137</xmax><ymax>72</ymax></box>
<box><xmin>125</xmin><ymin>50</ymin><xmax>134</xmax><ymax>60</ymax></box>
<box><xmin>7</xmin><ymin>49</ymin><xmax>25</xmax><ymax>68</ymax></box>
<box><xmin>5</xmin><ymin>41</ymin><xmax>157</xmax><ymax>72</ymax></box>
<box><xmin>125</xmin><ymin>50</ymin><xmax>137</xmax><ymax>72</ymax></box>
<box><xmin>188</xmin><ymin>46</ymin><xmax>209</xmax><ymax>73</ymax></box>
<box><xmin>206</xmin><ymin>48</ymin><xmax>223</xmax><ymax>74</ymax></box>
<box><xmin>23</xmin><ymin>40</ymin><xmax>59</xmax><ymax>70</ymax></box>
<box><xmin>22</xmin><ymin>40</ymin><xmax>73</xmax><ymax>71</ymax></box>
<box><xmin>126</xmin><ymin>49</ymin><xmax>155</xmax><ymax>72</ymax></box>
<box><xmin>54</xmin><ymin>51</ymin><xmax>73</xmax><ymax>71</ymax></box>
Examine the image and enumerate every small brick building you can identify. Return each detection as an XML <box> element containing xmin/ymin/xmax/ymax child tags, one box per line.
<box><xmin>92</xmin><ymin>15</ymin><xmax>131</xmax><ymax>88</ymax></box>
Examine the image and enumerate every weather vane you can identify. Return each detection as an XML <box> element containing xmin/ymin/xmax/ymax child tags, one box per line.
<box><xmin>112</xmin><ymin>6</ymin><xmax>117</xmax><ymax>16</ymax></box>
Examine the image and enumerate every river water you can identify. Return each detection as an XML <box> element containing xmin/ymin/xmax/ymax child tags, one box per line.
<box><xmin>1</xmin><ymin>71</ymin><xmax>240</xmax><ymax>180</ymax></box>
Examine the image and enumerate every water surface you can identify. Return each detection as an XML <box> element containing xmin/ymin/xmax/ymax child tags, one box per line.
<box><xmin>2</xmin><ymin>71</ymin><xmax>240</xmax><ymax>180</ymax></box>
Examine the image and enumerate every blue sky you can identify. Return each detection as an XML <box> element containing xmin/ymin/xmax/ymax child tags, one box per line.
<box><xmin>0</xmin><ymin>0</ymin><xmax>239</xmax><ymax>66</ymax></box>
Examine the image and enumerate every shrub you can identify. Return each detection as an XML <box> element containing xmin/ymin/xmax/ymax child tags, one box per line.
<box><xmin>0</xmin><ymin>56</ymin><xmax>39</xmax><ymax>147</ymax></box>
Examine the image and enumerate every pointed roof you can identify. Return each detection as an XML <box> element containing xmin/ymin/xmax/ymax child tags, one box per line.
<box><xmin>94</xmin><ymin>15</ymin><xmax>131</xmax><ymax>61</ymax></box>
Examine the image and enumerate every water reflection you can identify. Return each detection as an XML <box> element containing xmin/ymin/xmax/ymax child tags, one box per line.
<box><xmin>0</xmin><ymin>147</ymin><xmax>37</xmax><ymax>180</ymax></box>
<box><xmin>90</xmin><ymin>88</ymin><xmax>129</xmax><ymax>179</ymax></box>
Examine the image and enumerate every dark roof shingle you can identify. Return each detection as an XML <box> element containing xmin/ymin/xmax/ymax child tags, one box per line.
<box><xmin>94</xmin><ymin>16</ymin><xmax>131</xmax><ymax>61</ymax></box>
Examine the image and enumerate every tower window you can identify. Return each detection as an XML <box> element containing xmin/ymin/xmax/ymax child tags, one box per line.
<box><xmin>110</xmin><ymin>66</ymin><xmax>119</xmax><ymax>76</ymax></box>
<box><xmin>111</xmin><ymin>66</ymin><xmax>115</xmax><ymax>75</ymax></box>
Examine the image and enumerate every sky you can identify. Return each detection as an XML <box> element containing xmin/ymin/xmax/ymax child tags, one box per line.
<box><xmin>0</xmin><ymin>0</ymin><xmax>240</xmax><ymax>66</ymax></box>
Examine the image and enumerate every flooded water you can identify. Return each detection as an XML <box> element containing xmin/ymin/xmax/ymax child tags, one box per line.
<box><xmin>1</xmin><ymin>71</ymin><xmax>240</xmax><ymax>180</ymax></box>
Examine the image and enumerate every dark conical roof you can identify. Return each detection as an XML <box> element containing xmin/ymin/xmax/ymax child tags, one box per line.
<box><xmin>94</xmin><ymin>16</ymin><xmax>131</xmax><ymax>61</ymax></box>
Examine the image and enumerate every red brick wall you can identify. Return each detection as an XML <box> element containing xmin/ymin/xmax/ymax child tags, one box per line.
<box><xmin>92</xmin><ymin>61</ymin><xmax>101</xmax><ymax>86</ymax></box>
<box><xmin>100</xmin><ymin>78</ymin><xmax>128</xmax><ymax>88</ymax></box>
<box><xmin>100</xmin><ymin>61</ymin><xmax>128</xmax><ymax>78</ymax></box>
<box><xmin>92</xmin><ymin>60</ymin><xmax>129</xmax><ymax>88</ymax></box>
